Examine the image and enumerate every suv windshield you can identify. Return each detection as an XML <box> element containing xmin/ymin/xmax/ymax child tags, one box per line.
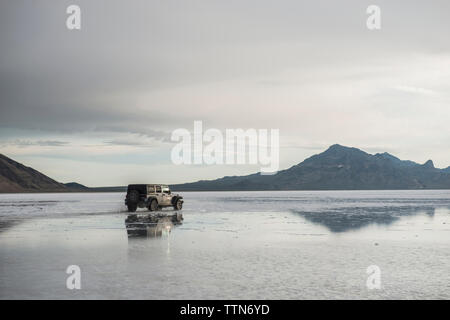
<box><xmin>162</xmin><ymin>186</ymin><xmax>170</xmax><ymax>194</ymax></box>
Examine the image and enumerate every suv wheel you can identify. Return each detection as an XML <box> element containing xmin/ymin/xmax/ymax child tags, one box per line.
<box><xmin>174</xmin><ymin>199</ymin><xmax>183</xmax><ymax>211</ymax></box>
<box><xmin>127</xmin><ymin>204</ymin><xmax>137</xmax><ymax>212</ymax></box>
<box><xmin>128</xmin><ymin>190</ymin><xmax>139</xmax><ymax>203</ymax></box>
<box><xmin>148</xmin><ymin>199</ymin><xmax>158</xmax><ymax>211</ymax></box>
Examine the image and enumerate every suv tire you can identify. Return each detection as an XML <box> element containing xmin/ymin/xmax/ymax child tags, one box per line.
<box><xmin>128</xmin><ymin>190</ymin><xmax>140</xmax><ymax>203</ymax></box>
<box><xmin>174</xmin><ymin>199</ymin><xmax>183</xmax><ymax>211</ymax></box>
<box><xmin>127</xmin><ymin>204</ymin><xmax>137</xmax><ymax>212</ymax></box>
<box><xmin>149</xmin><ymin>199</ymin><xmax>158</xmax><ymax>211</ymax></box>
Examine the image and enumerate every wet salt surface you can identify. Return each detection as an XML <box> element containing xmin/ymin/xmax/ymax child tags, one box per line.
<box><xmin>0</xmin><ymin>190</ymin><xmax>450</xmax><ymax>299</ymax></box>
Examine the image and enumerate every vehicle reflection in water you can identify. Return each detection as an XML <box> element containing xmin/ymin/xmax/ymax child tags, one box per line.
<box><xmin>125</xmin><ymin>212</ymin><xmax>183</xmax><ymax>238</ymax></box>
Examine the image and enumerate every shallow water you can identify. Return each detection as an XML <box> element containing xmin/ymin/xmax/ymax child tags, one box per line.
<box><xmin>0</xmin><ymin>190</ymin><xmax>449</xmax><ymax>299</ymax></box>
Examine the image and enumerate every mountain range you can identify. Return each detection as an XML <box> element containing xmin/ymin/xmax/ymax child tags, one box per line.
<box><xmin>1</xmin><ymin>144</ymin><xmax>450</xmax><ymax>193</ymax></box>
<box><xmin>171</xmin><ymin>144</ymin><xmax>450</xmax><ymax>191</ymax></box>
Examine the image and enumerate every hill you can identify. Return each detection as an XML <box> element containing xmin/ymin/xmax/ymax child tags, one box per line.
<box><xmin>0</xmin><ymin>154</ymin><xmax>68</xmax><ymax>192</ymax></box>
<box><xmin>64</xmin><ymin>182</ymin><xmax>90</xmax><ymax>191</ymax></box>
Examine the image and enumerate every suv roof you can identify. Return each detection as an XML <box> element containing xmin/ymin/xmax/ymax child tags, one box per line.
<box><xmin>127</xmin><ymin>184</ymin><xmax>169</xmax><ymax>187</ymax></box>
<box><xmin>127</xmin><ymin>184</ymin><xmax>169</xmax><ymax>192</ymax></box>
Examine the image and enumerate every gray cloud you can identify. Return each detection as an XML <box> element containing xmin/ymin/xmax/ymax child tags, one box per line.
<box><xmin>1</xmin><ymin>0</ymin><xmax>450</xmax><ymax>184</ymax></box>
<box><xmin>2</xmin><ymin>0</ymin><xmax>450</xmax><ymax>134</ymax></box>
<box><xmin>0</xmin><ymin>140</ymin><xmax>69</xmax><ymax>147</ymax></box>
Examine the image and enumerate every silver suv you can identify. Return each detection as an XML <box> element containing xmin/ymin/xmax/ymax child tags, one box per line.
<box><xmin>125</xmin><ymin>184</ymin><xmax>183</xmax><ymax>212</ymax></box>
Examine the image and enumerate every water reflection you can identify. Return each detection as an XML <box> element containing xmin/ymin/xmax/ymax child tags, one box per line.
<box><xmin>125</xmin><ymin>213</ymin><xmax>183</xmax><ymax>238</ymax></box>
<box><xmin>292</xmin><ymin>205</ymin><xmax>442</xmax><ymax>233</ymax></box>
<box><xmin>0</xmin><ymin>218</ymin><xmax>22</xmax><ymax>233</ymax></box>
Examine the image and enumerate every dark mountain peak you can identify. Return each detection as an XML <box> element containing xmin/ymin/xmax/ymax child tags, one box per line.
<box><xmin>321</xmin><ymin>144</ymin><xmax>368</xmax><ymax>157</ymax></box>
<box><xmin>326</xmin><ymin>144</ymin><xmax>352</xmax><ymax>152</ymax></box>
<box><xmin>328</xmin><ymin>143</ymin><xmax>344</xmax><ymax>149</ymax></box>
<box><xmin>422</xmin><ymin>160</ymin><xmax>435</xmax><ymax>169</ymax></box>
<box><xmin>298</xmin><ymin>144</ymin><xmax>369</xmax><ymax>168</ymax></box>
<box><xmin>319</xmin><ymin>144</ymin><xmax>370</xmax><ymax>159</ymax></box>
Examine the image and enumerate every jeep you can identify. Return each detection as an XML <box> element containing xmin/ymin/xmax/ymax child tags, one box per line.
<box><xmin>125</xmin><ymin>184</ymin><xmax>183</xmax><ymax>212</ymax></box>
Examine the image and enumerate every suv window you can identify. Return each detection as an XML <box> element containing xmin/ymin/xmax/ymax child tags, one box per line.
<box><xmin>155</xmin><ymin>185</ymin><xmax>162</xmax><ymax>193</ymax></box>
<box><xmin>162</xmin><ymin>186</ymin><xmax>170</xmax><ymax>194</ymax></box>
<box><xmin>147</xmin><ymin>185</ymin><xmax>155</xmax><ymax>193</ymax></box>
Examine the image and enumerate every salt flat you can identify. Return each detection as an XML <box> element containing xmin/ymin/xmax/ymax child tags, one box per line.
<box><xmin>0</xmin><ymin>190</ymin><xmax>449</xmax><ymax>299</ymax></box>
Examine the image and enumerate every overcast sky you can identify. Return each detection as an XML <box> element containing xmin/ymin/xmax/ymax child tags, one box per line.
<box><xmin>1</xmin><ymin>0</ymin><xmax>450</xmax><ymax>186</ymax></box>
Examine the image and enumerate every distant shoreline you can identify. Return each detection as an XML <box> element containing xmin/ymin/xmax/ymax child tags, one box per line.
<box><xmin>2</xmin><ymin>188</ymin><xmax>450</xmax><ymax>194</ymax></box>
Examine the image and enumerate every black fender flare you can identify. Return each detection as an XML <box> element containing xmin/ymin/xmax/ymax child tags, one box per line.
<box><xmin>171</xmin><ymin>196</ymin><xmax>183</xmax><ymax>205</ymax></box>
<box><xmin>146</xmin><ymin>196</ymin><xmax>158</xmax><ymax>206</ymax></box>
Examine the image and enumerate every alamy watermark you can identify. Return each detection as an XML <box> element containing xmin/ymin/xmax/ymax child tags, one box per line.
<box><xmin>66</xmin><ymin>265</ymin><xmax>81</xmax><ymax>290</ymax></box>
<box><xmin>66</xmin><ymin>5</ymin><xmax>81</xmax><ymax>30</ymax></box>
<box><xmin>366</xmin><ymin>5</ymin><xmax>381</xmax><ymax>30</ymax></box>
<box><xmin>171</xmin><ymin>121</ymin><xmax>280</xmax><ymax>174</ymax></box>
<box><xmin>366</xmin><ymin>265</ymin><xmax>381</xmax><ymax>290</ymax></box>
<box><xmin>65</xmin><ymin>5</ymin><xmax>380</xmax><ymax>31</ymax></box>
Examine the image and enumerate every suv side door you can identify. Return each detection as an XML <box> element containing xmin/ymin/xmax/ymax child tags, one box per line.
<box><xmin>155</xmin><ymin>185</ymin><xmax>164</xmax><ymax>204</ymax></box>
<box><xmin>147</xmin><ymin>185</ymin><xmax>156</xmax><ymax>195</ymax></box>
<box><xmin>161</xmin><ymin>186</ymin><xmax>172</xmax><ymax>206</ymax></box>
